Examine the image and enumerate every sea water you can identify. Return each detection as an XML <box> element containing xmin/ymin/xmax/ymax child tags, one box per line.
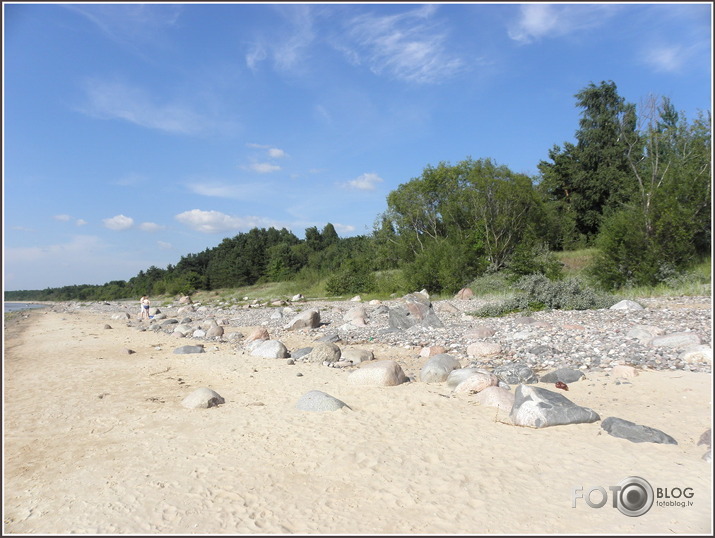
<box><xmin>3</xmin><ymin>302</ymin><xmax>47</xmax><ymax>313</ymax></box>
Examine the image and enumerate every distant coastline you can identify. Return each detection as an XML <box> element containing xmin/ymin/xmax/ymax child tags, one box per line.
<box><xmin>4</xmin><ymin>302</ymin><xmax>49</xmax><ymax>313</ymax></box>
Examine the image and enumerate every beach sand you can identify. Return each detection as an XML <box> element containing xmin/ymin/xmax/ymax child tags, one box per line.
<box><xmin>3</xmin><ymin>308</ymin><xmax>712</xmax><ymax>534</ymax></box>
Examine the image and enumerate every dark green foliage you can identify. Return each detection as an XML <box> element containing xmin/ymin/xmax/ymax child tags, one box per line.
<box><xmin>504</xmin><ymin>231</ymin><xmax>564</xmax><ymax>281</ymax></box>
<box><xmin>538</xmin><ymin>81</ymin><xmax>637</xmax><ymax>243</ymax></box>
<box><xmin>404</xmin><ymin>238</ymin><xmax>481</xmax><ymax>295</ymax></box>
<box><xmin>471</xmin><ymin>275</ymin><xmax>617</xmax><ymax>317</ymax></box>
<box><xmin>325</xmin><ymin>259</ymin><xmax>377</xmax><ymax>296</ymax></box>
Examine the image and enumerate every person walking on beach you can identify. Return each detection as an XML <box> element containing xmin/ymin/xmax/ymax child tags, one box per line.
<box><xmin>140</xmin><ymin>295</ymin><xmax>151</xmax><ymax>320</ymax></box>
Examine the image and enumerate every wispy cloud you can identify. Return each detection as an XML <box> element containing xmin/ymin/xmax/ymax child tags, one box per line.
<box><xmin>249</xmin><ymin>163</ymin><xmax>281</xmax><ymax>173</ymax></box>
<box><xmin>103</xmin><ymin>214</ymin><xmax>134</xmax><ymax>231</ymax></box>
<box><xmin>174</xmin><ymin>209</ymin><xmax>282</xmax><ymax>234</ymax></box>
<box><xmin>138</xmin><ymin>222</ymin><xmax>165</xmax><ymax>232</ymax></box>
<box><xmin>186</xmin><ymin>180</ymin><xmax>270</xmax><ymax>200</ymax></box>
<box><xmin>157</xmin><ymin>240</ymin><xmax>173</xmax><ymax>250</ymax></box>
<box><xmin>79</xmin><ymin>78</ymin><xmax>218</xmax><ymax>135</ymax></box>
<box><xmin>508</xmin><ymin>4</ymin><xmax>619</xmax><ymax>44</ymax></box>
<box><xmin>640</xmin><ymin>45</ymin><xmax>686</xmax><ymax>73</ymax></box>
<box><xmin>339</xmin><ymin>5</ymin><xmax>463</xmax><ymax>84</ymax></box>
<box><xmin>54</xmin><ymin>214</ymin><xmax>88</xmax><ymax>226</ymax></box>
<box><xmin>245</xmin><ymin>5</ymin><xmax>316</xmax><ymax>73</ymax></box>
<box><xmin>342</xmin><ymin>172</ymin><xmax>384</xmax><ymax>191</ymax></box>
<box><xmin>333</xmin><ymin>223</ymin><xmax>356</xmax><ymax>234</ymax></box>
<box><xmin>63</xmin><ymin>4</ymin><xmax>183</xmax><ymax>52</ymax></box>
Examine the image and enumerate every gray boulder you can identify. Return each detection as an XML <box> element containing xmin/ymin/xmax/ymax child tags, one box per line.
<box><xmin>650</xmin><ymin>332</ymin><xmax>701</xmax><ymax>349</ymax></box>
<box><xmin>388</xmin><ymin>293</ymin><xmax>444</xmax><ymax>330</ymax></box>
<box><xmin>419</xmin><ymin>354</ymin><xmax>461</xmax><ymax>383</ymax></box>
<box><xmin>540</xmin><ymin>368</ymin><xmax>585</xmax><ymax>384</ymax></box>
<box><xmin>290</xmin><ymin>347</ymin><xmax>313</xmax><ymax>360</ymax></box>
<box><xmin>510</xmin><ymin>385</ymin><xmax>600</xmax><ymax>428</ymax></box>
<box><xmin>173</xmin><ymin>345</ymin><xmax>205</xmax><ymax>354</ymax></box>
<box><xmin>341</xmin><ymin>348</ymin><xmax>374</xmax><ymax>364</ymax></box>
<box><xmin>206</xmin><ymin>325</ymin><xmax>224</xmax><ymax>338</ymax></box>
<box><xmin>181</xmin><ymin>387</ymin><xmax>225</xmax><ymax>409</ymax></box>
<box><xmin>493</xmin><ymin>363</ymin><xmax>539</xmax><ymax>384</ymax></box>
<box><xmin>610</xmin><ymin>300</ymin><xmax>643</xmax><ymax>310</ymax></box>
<box><xmin>446</xmin><ymin>368</ymin><xmax>483</xmax><ymax>389</ymax></box>
<box><xmin>250</xmin><ymin>340</ymin><xmax>289</xmax><ymax>359</ymax></box>
<box><xmin>306</xmin><ymin>342</ymin><xmax>341</xmax><ymax>364</ymax></box>
<box><xmin>601</xmin><ymin>417</ymin><xmax>678</xmax><ymax>445</ymax></box>
<box><xmin>286</xmin><ymin>309</ymin><xmax>320</xmax><ymax>330</ymax></box>
<box><xmin>295</xmin><ymin>390</ymin><xmax>351</xmax><ymax>413</ymax></box>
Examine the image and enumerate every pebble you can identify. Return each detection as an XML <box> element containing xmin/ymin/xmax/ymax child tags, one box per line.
<box><xmin>53</xmin><ymin>295</ymin><xmax>711</xmax><ymax>374</ymax></box>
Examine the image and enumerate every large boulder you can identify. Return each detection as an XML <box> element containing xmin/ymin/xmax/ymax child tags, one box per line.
<box><xmin>539</xmin><ymin>368</ymin><xmax>585</xmax><ymax>384</ymax></box>
<box><xmin>510</xmin><ymin>385</ymin><xmax>600</xmax><ymax>428</ymax></box>
<box><xmin>473</xmin><ymin>386</ymin><xmax>515</xmax><ymax>412</ymax></box>
<box><xmin>446</xmin><ymin>368</ymin><xmax>483</xmax><ymax>389</ymax></box>
<box><xmin>601</xmin><ymin>417</ymin><xmax>678</xmax><ymax>445</ymax></box>
<box><xmin>306</xmin><ymin>342</ymin><xmax>341</xmax><ymax>364</ymax></box>
<box><xmin>493</xmin><ymin>363</ymin><xmax>539</xmax><ymax>384</ymax></box>
<box><xmin>250</xmin><ymin>340</ymin><xmax>289</xmax><ymax>359</ymax></box>
<box><xmin>286</xmin><ymin>309</ymin><xmax>320</xmax><ymax>330</ymax></box>
<box><xmin>341</xmin><ymin>348</ymin><xmax>374</xmax><ymax>365</ymax></box>
<box><xmin>419</xmin><ymin>354</ymin><xmax>461</xmax><ymax>383</ymax></box>
<box><xmin>181</xmin><ymin>388</ymin><xmax>225</xmax><ymax>409</ymax></box>
<box><xmin>466</xmin><ymin>342</ymin><xmax>502</xmax><ymax>358</ymax></box>
<box><xmin>453</xmin><ymin>372</ymin><xmax>499</xmax><ymax>395</ymax></box>
<box><xmin>295</xmin><ymin>390</ymin><xmax>351</xmax><ymax>413</ymax></box>
<box><xmin>348</xmin><ymin>360</ymin><xmax>409</xmax><ymax>387</ymax></box>
<box><xmin>650</xmin><ymin>332</ymin><xmax>701</xmax><ymax>349</ymax></box>
<box><xmin>388</xmin><ymin>293</ymin><xmax>444</xmax><ymax>330</ymax></box>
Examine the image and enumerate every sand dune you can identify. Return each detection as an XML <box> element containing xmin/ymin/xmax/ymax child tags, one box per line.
<box><xmin>3</xmin><ymin>308</ymin><xmax>712</xmax><ymax>534</ymax></box>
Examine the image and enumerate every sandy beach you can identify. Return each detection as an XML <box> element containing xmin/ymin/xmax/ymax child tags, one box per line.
<box><xmin>3</xmin><ymin>305</ymin><xmax>712</xmax><ymax>535</ymax></box>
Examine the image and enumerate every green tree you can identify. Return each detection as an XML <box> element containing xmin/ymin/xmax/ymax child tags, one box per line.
<box><xmin>538</xmin><ymin>81</ymin><xmax>637</xmax><ymax>243</ymax></box>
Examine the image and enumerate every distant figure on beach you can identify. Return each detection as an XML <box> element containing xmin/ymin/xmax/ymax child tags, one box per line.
<box><xmin>140</xmin><ymin>296</ymin><xmax>151</xmax><ymax>320</ymax></box>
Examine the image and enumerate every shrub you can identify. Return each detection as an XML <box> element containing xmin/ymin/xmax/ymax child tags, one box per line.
<box><xmin>325</xmin><ymin>260</ymin><xmax>377</xmax><ymax>296</ymax></box>
<box><xmin>470</xmin><ymin>274</ymin><xmax>617</xmax><ymax>317</ymax></box>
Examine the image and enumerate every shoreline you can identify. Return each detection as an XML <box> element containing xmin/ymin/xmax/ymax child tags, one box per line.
<box><xmin>3</xmin><ymin>302</ymin><xmax>712</xmax><ymax>534</ymax></box>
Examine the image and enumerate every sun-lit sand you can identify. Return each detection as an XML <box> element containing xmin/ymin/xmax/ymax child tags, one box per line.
<box><xmin>3</xmin><ymin>307</ymin><xmax>712</xmax><ymax>534</ymax></box>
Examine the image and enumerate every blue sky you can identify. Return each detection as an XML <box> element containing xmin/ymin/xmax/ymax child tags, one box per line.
<box><xmin>3</xmin><ymin>2</ymin><xmax>712</xmax><ymax>291</ymax></box>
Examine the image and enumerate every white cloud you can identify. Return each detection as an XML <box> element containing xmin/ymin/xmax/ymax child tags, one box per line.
<box><xmin>343</xmin><ymin>172</ymin><xmax>384</xmax><ymax>191</ymax></box>
<box><xmin>333</xmin><ymin>223</ymin><xmax>356</xmax><ymax>234</ymax></box>
<box><xmin>341</xmin><ymin>5</ymin><xmax>463</xmax><ymax>84</ymax></box>
<box><xmin>174</xmin><ymin>209</ymin><xmax>281</xmax><ymax>234</ymax></box>
<box><xmin>63</xmin><ymin>4</ymin><xmax>183</xmax><ymax>51</ymax></box>
<box><xmin>187</xmin><ymin>180</ymin><xmax>269</xmax><ymax>200</ymax></box>
<box><xmin>245</xmin><ymin>5</ymin><xmax>315</xmax><ymax>73</ymax></box>
<box><xmin>54</xmin><ymin>214</ymin><xmax>72</xmax><ymax>222</ymax></box>
<box><xmin>79</xmin><ymin>78</ymin><xmax>216</xmax><ymax>135</ymax></box>
<box><xmin>508</xmin><ymin>4</ymin><xmax>618</xmax><ymax>44</ymax></box>
<box><xmin>75</xmin><ymin>219</ymin><xmax>88</xmax><ymax>227</ymax></box>
<box><xmin>247</xmin><ymin>143</ymin><xmax>288</xmax><ymax>159</ymax></box>
<box><xmin>138</xmin><ymin>222</ymin><xmax>165</xmax><ymax>232</ymax></box>
<box><xmin>157</xmin><ymin>241</ymin><xmax>173</xmax><ymax>250</ymax></box>
<box><xmin>250</xmin><ymin>162</ymin><xmax>281</xmax><ymax>173</ymax></box>
<box><xmin>103</xmin><ymin>214</ymin><xmax>134</xmax><ymax>230</ymax></box>
<box><xmin>640</xmin><ymin>44</ymin><xmax>689</xmax><ymax>73</ymax></box>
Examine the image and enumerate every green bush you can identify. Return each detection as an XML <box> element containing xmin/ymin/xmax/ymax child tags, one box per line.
<box><xmin>325</xmin><ymin>260</ymin><xmax>377</xmax><ymax>296</ymax></box>
<box><xmin>505</xmin><ymin>240</ymin><xmax>564</xmax><ymax>281</ymax></box>
<box><xmin>470</xmin><ymin>274</ymin><xmax>617</xmax><ymax>317</ymax></box>
<box><xmin>405</xmin><ymin>239</ymin><xmax>479</xmax><ymax>295</ymax></box>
